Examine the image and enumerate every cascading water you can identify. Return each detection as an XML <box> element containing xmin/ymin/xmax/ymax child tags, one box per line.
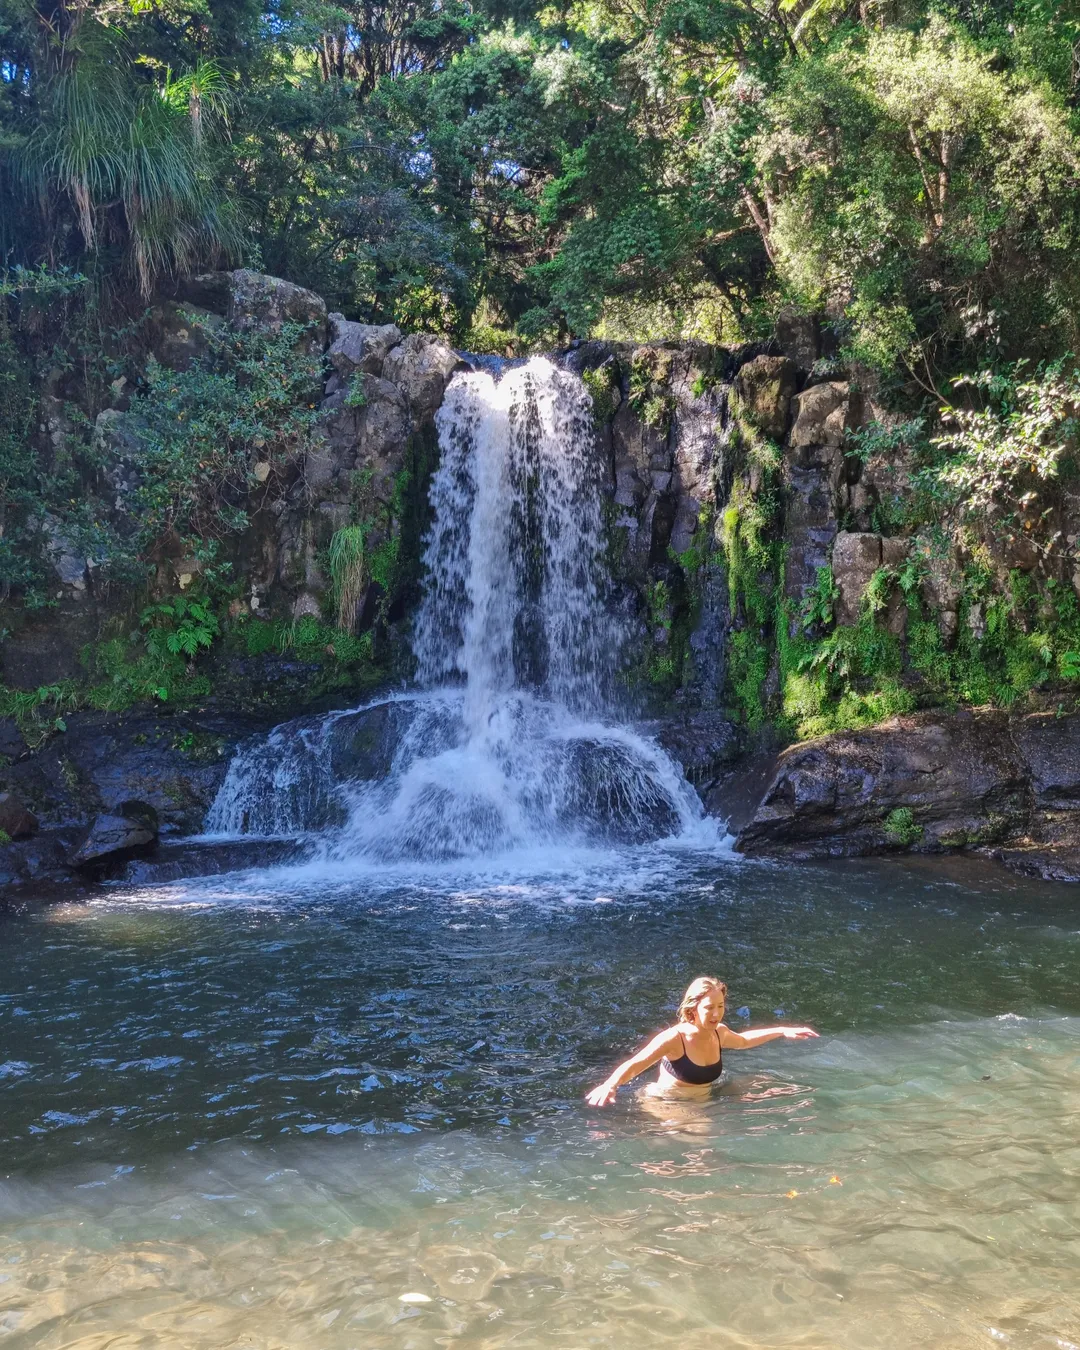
<box><xmin>206</xmin><ymin>358</ymin><xmax>720</xmax><ymax>862</ymax></box>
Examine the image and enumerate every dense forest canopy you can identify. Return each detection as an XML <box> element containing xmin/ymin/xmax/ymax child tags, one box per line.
<box><xmin>2</xmin><ymin>0</ymin><xmax>1079</xmax><ymax>378</ymax></box>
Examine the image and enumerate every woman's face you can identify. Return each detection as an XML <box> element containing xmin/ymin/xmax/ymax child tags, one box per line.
<box><xmin>694</xmin><ymin>989</ymin><xmax>726</xmax><ymax>1027</ymax></box>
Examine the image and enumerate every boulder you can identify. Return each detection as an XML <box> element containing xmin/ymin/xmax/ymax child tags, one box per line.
<box><xmin>314</xmin><ymin>375</ymin><xmax>409</xmax><ymax>499</ymax></box>
<box><xmin>327</xmin><ymin>701</ymin><xmax>417</xmax><ymax>782</ymax></box>
<box><xmin>147</xmin><ymin>301</ymin><xmax>225</xmax><ymax>371</ymax></box>
<box><xmin>93</xmin><ymin>408</ymin><xmax>146</xmax><ymax>513</ymax></box>
<box><xmin>832</xmin><ymin>531</ymin><xmax>882</xmax><ymax>625</ymax></box>
<box><xmin>326</xmin><ymin>315</ymin><xmax>401</xmax><ymax>380</ymax></box>
<box><xmin>0</xmin><ymin>792</ymin><xmax>37</xmax><ymax>840</ymax></box>
<box><xmin>178</xmin><ymin>270</ymin><xmax>327</xmax><ymax>353</ymax></box>
<box><xmin>735</xmin><ymin>710</ymin><xmax>1032</xmax><ymax>859</ymax></box>
<box><xmin>1011</xmin><ymin>712</ymin><xmax>1080</xmax><ymax>845</ymax></box>
<box><xmin>0</xmin><ymin>710</ymin><xmax>249</xmax><ymax>835</ymax></box>
<box><xmin>916</xmin><ymin>538</ymin><xmax>964</xmax><ymax>645</ymax></box>
<box><xmin>0</xmin><ymin>830</ymin><xmax>78</xmax><ymax>892</ymax></box>
<box><xmin>782</xmin><ymin>467</ymin><xmax>838</xmax><ymax>606</ymax></box>
<box><xmin>228</xmin><ymin>270</ymin><xmax>327</xmax><ymax>352</ymax></box>
<box><xmin>69</xmin><ymin>801</ymin><xmax>159</xmax><ymax>868</ymax></box>
<box><xmin>789</xmin><ymin>381</ymin><xmax>849</xmax><ymax>456</ymax></box>
<box><xmin>735</xmin><ymin>355</ymin><xmax>797</xmax><ymax>439</ymax></box>
<box><xmin>381</xmin><ymin>334</ymin><xmax>463</xmax><ymax>414</ymax></box>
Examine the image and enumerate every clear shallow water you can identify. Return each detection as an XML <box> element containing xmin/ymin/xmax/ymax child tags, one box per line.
<box><xmin>2</xmin><ymin>851</ymin><xmax>1080</xmax><ymax>1349</ymax></box>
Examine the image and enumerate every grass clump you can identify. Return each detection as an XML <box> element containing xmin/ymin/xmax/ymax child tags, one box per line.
<box><xmin>328</xmin><ymin>525</ymin><xmax>368</xmax><ymax>633</ymax></box>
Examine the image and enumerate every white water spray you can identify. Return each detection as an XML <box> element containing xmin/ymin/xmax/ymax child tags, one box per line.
<box><xmin>208</xmin><ymin>358</ymin><xmax>721</xmax><ymax>861</ymax></box>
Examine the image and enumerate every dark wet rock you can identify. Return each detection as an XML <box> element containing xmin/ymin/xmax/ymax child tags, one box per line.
<box><xmin>646</xmin><ymin>711</ymin><xmax>743</xmax><ymax>795</ymax></box>
<box><xmin>1011</xmin><ymin>712</ymin><xmax>1080</xmax><ymax>846</ymax></box>
<box><xmin>706</xmin><ymin>746</ymin><xmax>783</xmax><ymax>835</ymax></box>
<box><xmin>117</xmin><ymin>837</ymin><xmax>307</xmax><ymax>885</ymax></box>
<box><xmin>0</xmin><ymin>719</ymin><xmax>25</xmax><ymax>758</ymax></box>
<box><xmin>735</xmin><ymin>709</ymin><xmax>1080</xmax><ymax>866</ymax></box>
<box><xmin>0</xmin><ymin>829</ymin><xmax>79</xmax><ymax>890</ymax></box>
<box><xmin>0</xmin><ymin>710</ymin><xmax>261</xmax><ymax>838</ymax></box>
<box><xmin>557</xmin><ymin>739</ymin><xmax>684</xmax><ymax>844</ymax></box>
<box><xmin>988</xmin><ymin>846</ymin><xmax>1080</xmax><ymax>883</ymax></box>
<box><xmin>327</xmin><ymin>701</ymin><xmax>417</xmax><ymax>782</ymax></box>
<box><xmin>0</xmin><ymin>607</ymin><xmax>100</xmax><ymax>688</ymax></box>
<box><xmin>69</xmin><ymin>801</ymin><xmax>159</xmax><ymax>869</ymax></box>
<box><xmin>0</xmin><ymin>792</ymin><xmax>38</xmax><ymax>840</ymax></box>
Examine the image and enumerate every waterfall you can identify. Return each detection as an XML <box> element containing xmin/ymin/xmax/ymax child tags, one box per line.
<box><xmin>415</xmin><ymin>360</ymin><xmax>617</xmax><ymax>722</ymax></box>
<box><xmin>207</xmin><ymin>358</ymin><xmax>719</xmax><ymax>861</ymax></box>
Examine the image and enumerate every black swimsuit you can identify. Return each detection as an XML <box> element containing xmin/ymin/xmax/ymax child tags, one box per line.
<box><xmin>662</xmin><ymin>1029</ymin><xmax>723</xmax><ymax>1084</ymax></box>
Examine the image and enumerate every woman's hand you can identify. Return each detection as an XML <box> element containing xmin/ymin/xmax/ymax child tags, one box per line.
<box><xmin>586</xmin><ymin>1080</ymin><xmax>619</xmax><ymax>1106</ymax></box>
<box><xmin>781</xmin><ymin>1026</ymin><xmax>818</xmax><ymax>1039</ymax></box>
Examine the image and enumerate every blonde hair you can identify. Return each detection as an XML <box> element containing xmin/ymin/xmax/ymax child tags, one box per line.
<box><xmin>678</xmin><ymin>976</ymin><xmax>727</xmax><ymax>1022</ymax></box>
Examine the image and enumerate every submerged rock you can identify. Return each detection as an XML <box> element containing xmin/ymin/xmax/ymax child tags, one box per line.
<box><xmin>989</xmin><ymin>846</ymin><xmax>1080</xmax><ymax>883</ymax></box>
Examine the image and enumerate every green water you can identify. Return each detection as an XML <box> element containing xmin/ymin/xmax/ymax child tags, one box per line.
<box><xmin>1</xmin><ymin>849</ymin><xmax>1079</xmax><ymax>1348</ymax></box>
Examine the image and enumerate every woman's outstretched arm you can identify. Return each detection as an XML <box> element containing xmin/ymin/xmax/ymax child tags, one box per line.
<box><xmin>718</xmin><ymin>1024</ymin><xmax>818</xmax><ymax>1050</ymax></box>
<box><xmin>585</xmin><ymin>1027</ymin><xmax>682</xmax><ymax>1106</ymax></box>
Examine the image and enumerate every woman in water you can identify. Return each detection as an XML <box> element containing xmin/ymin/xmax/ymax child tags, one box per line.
<box><xmin>586</xmin><ymin>976</ymin><xmax>818</xmax><ymax>1106</ymax></box>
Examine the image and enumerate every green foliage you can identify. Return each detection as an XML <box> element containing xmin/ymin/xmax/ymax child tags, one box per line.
<box><xmin>344</xmin><ymin>374</ymin><xmax>369</xmax><ymax>409</ymax></box>
<box><xmin>0</xmin><ymin>682</ymin><xmax>77</xmax><ymax>748</ymax></box>
<box><xmin>928</xmin><ymin>358</ymin><xmax>1080</xmax><ymax>559</ymax></box>
<box><xmin>715</xmin><ymin>482</ymin><xmax>780</xmax><ymax>724</ymax></box>
<box><xmin>627</xmin><ymin>353</ymin><xmax>675</xmax><ymax>434</ymax></box>
<box><xmin>582</xmin><ymin>365</ymin><xmax>618</xmax><ymax>427</ymax></box>
<box><xmin>80</xmin><ymin>595</ymin><xmax>222</xmax><ymax>709</ymax></box>
<box><xmin>755</xmin><ymin>20</ymin><xmax>1080</xmax><ymax>377</ymax></box>
<box><xmin>642</xmin><ymin>579</ymin><xmax>679</xmax><ymax>691</ymax></box>
<box><xmin>801</xmin><ymin>566</ymin><xmax>838</xmax><ymax>632</ymax></box>
<box><xmin>7</xmin><ymin>24</ymin><xmax>237</xmax><ymax>296</ymax></box>
<box><xmin>848</xmin><ymin>420</ymin><xmax>927</xmax><ymax>467</ymax></box>
<box><xmin>115</xmin><ymin>318</ymin><xmax>322</xmax><ymax>569</ymax></box>
<box><xmin>245</xmin><ymin>614</ymin><xmax>376</xmax><ymax>669</ymax></box>
<box><xmin>141</xmin><ymin>595</ymin><xmax>219</xmax><ymax>659</ymax></box>
<box><xmin>883</xmin><ymin>807</ymin><xmax>923</xmax><ymax>847</ymax></box>
<box><xmin>903</xmin><ymin>571</ymin><xmax>1080</xmax><ymax>708</ymax></box>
